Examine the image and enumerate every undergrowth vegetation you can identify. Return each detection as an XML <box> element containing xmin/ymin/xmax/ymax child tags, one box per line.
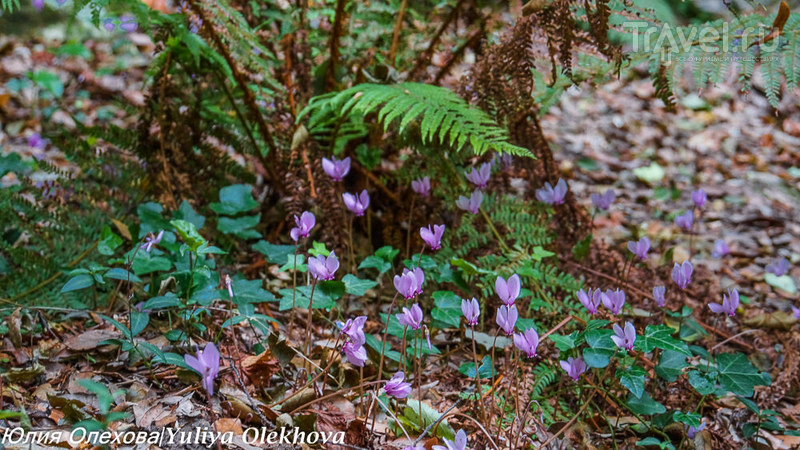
<box><xmin>1</xmin><ymin>0</ymin><xmax>799</xmax><ymax>448</ymax></box>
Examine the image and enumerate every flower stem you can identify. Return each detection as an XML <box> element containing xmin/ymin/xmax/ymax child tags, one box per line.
<box><xmin>470</xmin><ymin>325</ymin><xmax>486</xmax><ymax>423</ymax></box>
<box><xmin>289</xmin><ymin>242</ymin><xmax>299</xmax><ymax>332</ymax></box>
<box><xmin>370</xmin><ymin>292</ymin><xmax>399</xmax><ymax>432</ymax></box>
<box><xmin>303</xmin><ymin>280</ymin><xmax>318</xmax><ymax>355</ymax></box>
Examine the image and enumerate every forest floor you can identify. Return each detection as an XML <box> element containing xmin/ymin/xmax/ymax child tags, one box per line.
<box><xmin>2</xmin><ymin>20</ymin><xmax>800</xmax><ymax>450</ymax></box>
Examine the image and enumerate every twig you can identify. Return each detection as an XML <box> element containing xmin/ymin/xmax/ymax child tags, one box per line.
<box><xmin>710</xmin><ymin>328</ymin><xmax>759</xmax><ymax>352</ymax></box>
<box><xmin>408</xmin><ymin>0</ymin><xmax>466</xmax><ymax>79</ymax></box>
<box><xmin>225</xmin><ymin>354</ymin><xmax>274</xmax><ymax>427</ymax></box>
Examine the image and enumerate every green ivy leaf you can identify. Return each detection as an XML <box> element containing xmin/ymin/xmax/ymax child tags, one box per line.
<box><xmin>98</xmin><ymin>226</ymin><xmax>123</xmax><ymax>256</ymax></box>
<box><xmin>104</xmin><ymin>268</ymin><xmax>142</xmax><ymax>283</ymax></box>
<box><xmin>342</xmin><ymin>274</ymin><xmax>378</xmax><ymax>296</ymax></box>
<box><xmin>687</xmin><ymin>369</ymin><xmax>717</xmax><ymax>395</ymax></box>
<box><xmin>635</xmin><ymin>325</ymin><xmax>691</xmax><ymax>356</ymax></box>
<box><xmin>170</xmin><ymin>219</ymin><xmax>207</xmax><ymax>252</ymax></box>
<box><xmin>673</xmin><ymin>411</ymin><xmax>701</xmax><ymax>428</ymax></box>
<box><xmin>132</xmin><ymin>252</ymin><xmax>172</xmax><ymax>275</ymax></box>
<box><xmin>716</xmin><ymin>353</ymin><xmax>771</xmax><ymax>397</ymax></box>
<box><xmin>549</xmin><ymin>333</ymin><xmax>578</xmax><ymax>351</ymax></box>
<box><xmin>141</xmin><ymin>294</ymin><xmax>182</xmax><ymax>310</ymax></box>
<box><xmin>655</xmin><ymin>350</ymin><xmax>687</xmax><ymax>382</ymax></box>
<box><xmin>175</xmin><ymin>200</ymin><xmax>206</xmax><ymax>230</ymax></box>
<box><xmin>31</xmin><ymin>70</ymin><xmax>64</xmax><ymax>97</ymax></box>
<box><xmin>458</xmin><ymin>355</ymin><xmax>495</xmax><ymax>379</ymax></box>
<box><xmin>618</xmin><ymin>365</ymin><xmax>648</xmax><ymax>399</ymax></box>
<box><xmin>583</xmin><ymin>328</ymin><xmax>616</xmax><ymax>368</ymax></box>
<box><xmin>626</xmin><ymin>391</ymin><xmax>666</xmax><ymax>415</ymax></box>
<box><xmin>209</xmin><ymin>184</ymin><xmax>258</xmax><ymax>215</ymax></box>
<box><xmin>253</xmin><ymin>240</ymin><xmax>295</xmax><ymax>264</ymax></box>
<box><xmin>431</xmin><ymin>291</ymin><xmax>462</xmax><ymax>328</ymax></box>
<box><xmin>217</xmin><ymin>215</ymin><xmax>261</xmax><ymax>239</ymax></box>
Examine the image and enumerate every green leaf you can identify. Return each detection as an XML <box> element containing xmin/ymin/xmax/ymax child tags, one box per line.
<box><xmin>61</xmin><ymin>274</ymin><xmax>94</xmax><ymax>293</ymax></box>
<box><xmin>141</xmin><ymin>294</ymin><xmax>182</xmax><ymax>310</ymax></box>
<box><xmin>253</xmin><ymin>240</ymin><xmax>295</xmax><ymax>264</ymax></box>
<box><xmin>617</xmin><ymin>366</ymin><xmax>647</xmax><ymax>399</ymax></box>
<box><xmin>279</xmin><ymin>254</ymin><xmax>306</xmax><ymax>272</ymax></box>
<box><xmin>716</xmin><ymin>352</ymin><xmax>771</xmax><ymax>397</ymax></box>
<box><xmin>130</xmin><ymin>311</ymin><xmax>149</xmax><ymax>337</ymax></box>
<box><xmin>77</xmin><ymin>380</ymin><xmax>114</xmax><ymax>414</ymax></box>
<box><xmin>458</xmin><ymin>355</ymin><xmax>495</xmax><ymax>379</ymax></box>
<box><xmin>342</xmin><ymin>274</ymin><xmax>378</xmax><ymax>296</ymax></box>
<box><xmin>31</xmin><ymin>70</ymin><xmax>64</xmax><ymax>97</ymax></box>
<box><xmin>626</xmin><ymin>391</ymin><xmax>666</xmax><ymax>415</ymax></box>
<box><xmin>633</xmin><ymin>162</ymin><xmax>665</xmax><ymax>184</ymax></box>
<box><xmin>549</xmin><ymin>333</ymin><xmax>578</xmax><ymax>351</ymax></box>
<box><xmin>365</xmin><ymin>334</ymin><xmax>400</xmax><ymax>363</ymax></box>
<box><xmin>96</xmin><ymin>314</ymin><xmax>131</xmax><ymax>340</ymax></box>
<box><xmin>278</xmin><ymin>285</ymin><xmax>335</xmax><ymax>311</ymax></box>
<box><xmin>53</xmin><ymin>42</ymin><xmax>92</xmax><ymax>59</ymax></box>
<box><xmin>170</xmin><ymin>219</ymin><xmax>207</xmax><ymax>252</ymax></box>
<box><xmin>583</xmin><ymin>329</ymin><xmax>616</xmax><ymax>368</ymax></box>
<box><xmin>318</xmin><ymin>280</ymin><xmax>345</xmax><ymax>300</ymax></box>
<box><xmin>209</xmin><ymin>184</ymin><xmax>258</xmax><ymax>215</ymax></box>
<box><xmin>655</xmin><ymin>350</ymin><xmax>687</xmax><ymax>382</ymax></box>
<box><xmin>673</xmin><ymin>411</ymin><xmax>701</xmax><ymax>428</ymax></box>
<box><xmin>137</xmin><ymin>202</ymin><xmax>171</xmax><ymax>237</ymax></box>
<box><xmin>531</xmin><ymin>245</ymin><xmax>555</xmax><ymax>261</ymax></box>
<box><xmin>217</xmin><ymin>215</ymin><xmax>261</xmax><ymax>239</ymax></box>
<box><xmin>104</xmin><ymin>268</ymin><xmax>142</xmax><ymax>283</ymax></box>
<box><xmin>132</xmin><ymin>252</ymin><xmax>171</xmax><ymax>275</ymax></box>
<box><xmin>687</xmin><ymin>369</ymin><xmax>717</xmax><ymax>395</ymax></box>
<box><xmin>431</xmin><ymin>291</ymin><xmax>462</xmax><ymax>328</ymax></box>
<box><xmin>230</xmin><ymin>279</ymin><xmax>274</xmax><ymax>304</ymax></box>
<box><xmin>399</xmin><ymin>399</ymin><xmax>455</xmax><ymax>440</ymax></box>
<box><xmin>98</xmin><ymin>226</ymin><xmax>123</xmax><ymax>256</ymax></box>
<box><xmin>764</xmin><ymin>273</ymin><xmax>797</xmax><ymax>294</ymax></box>
<box><xmin>635</xmin><ymin>325</ymin><xmax>691</xmax><ymax>356</ymax></box>
<box><xmin>175</xmin><ymin>200</ymin><xmax>206</xmax><ymax>230</ymax></box>
<box><xmin>358</xmin><ymin>256</ymin><xmax>392</xmax><ymax>275</ymax></box>
<box><xmin>465</xmin><ymin>329</ymin><xmax>511</xmax><ymax>350</ymax></box>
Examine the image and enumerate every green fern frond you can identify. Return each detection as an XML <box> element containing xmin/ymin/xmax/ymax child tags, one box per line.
<box><xmin>301</xmin><ymin>83</ymin><xmax>534</xmax><ymax>158</ymax></box>
<box><xmin>1</xmin><ymin>0</ymin><xmax>20</xmax><ymax>12</ymax></box>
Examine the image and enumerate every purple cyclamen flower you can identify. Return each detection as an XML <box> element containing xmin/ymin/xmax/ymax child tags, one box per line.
<box><xmin>342</xmin><ymin>190</ymin><xmax>370</xmax><ymax>216</ymax></box>
<box><xmin>432</xmin><ymin>429</ymin><xmax>467</xmax><ymax>450</ymax></box>
<box><xmin>322</xmin><ymin>156</ymin><xmax>351</xmax><ymax>181</ymax></box>
<box><xmin>290</xmin><ymin>211</ymin><xmax>315</xmax><ymax>241</ymax></box>
<box><xmin>496</xmin><ymin>305</ymin><xmax>518</xmax><ymax>336</ymax></box>
<box><xmin>692</xmin><ymin>189</ymin><xmax>707</xmax><ymax>208</ymax></box>
<box><xmin>513</xmin><ymin>327</ymin><xmax>539</xmax><ymax>358</ymax></box>
<box><xmin>611</xmin><ymin>322</ymin><xmax>636</xmax><ymax>351</ymax></box>
<box><xmin>28</xmin><ymin>133</ymin><xmax>46</xmax><ymax>149</ymax></box>
<box><xmin>411</xmin><ymin>176</ymin><xmax>431</xmax><ymax>197</ymax></box>
<box><xmin>627</xmin><ymin>236</ymin><xmax>651</xmax><ymax>261</ymax></box>
<box><xmin>672</xmin><ymin>261</ymin><xmax>693</xmax><ymax>290</ymax></box>
<box><xmin>342</xmin><ymin>341</ymin><xmax>367</xmax><ymax>366</ymax></box>
<box><xmin>601</xmin><ymin>289</ymin><xmax>626</xmax><ymax>315</ymax></box>
<box><xmin>32</xmin><ymin>0</ymin><xmax>44</xmax><ymax>11</ymax></box>
<box><xmin>456</xmin><ymin>190</ymin><xmax>483</xmax><ymax>214</ymax></box>
<box><xmin>140</xmin><ymin>230</ymin><xmax>164</xmax><ymax>252</ymax></box>
<box><xmin>560</xmin><ymin>357</ymin><xmax>587</xmax><ymax>381</ymax></box>
<box><xmin>384</xmin><ymin>372</ymin><xmax>413</xmax><ymax>399</ymax></box>
<box><xmin>461</xmin><ymin>298</ymin><xmax>480</xmax><ymax>327</ymax></box>
<box><xmin>709</xmin><ymin>288</ymin><xmax>739</xmax><ymax>317</ymax></box>
<box><xmin>712</xmin><ymin>239</ymin><xmax>730</xmax><ymax>258</ymax></box>
<box><xmin>495</xmin><ymin>274</ymin><xmax>521</xmax><ymax>306</ymax></box>
<box><xmin>397</xmin><ymin>303</ymin><xmax>424</xmax><ymax>330</ymax></box>
<box><xmin>308</xmin><ymin>251</ymin><xmax>339</xmax><ymax>281</ymax></box>
<box><xmin>184</xmin><ymin>342</ymin><xmax>221</xmax><ymax>396</ymax></box>
<box><xmin>591</xmin><ymin>189</ymin><xmax>616</xmax><ymax>210</ymax></box>
<box><xmin>225</xmin><ymin>274</ymin><xmax>233</xmax><ymax>300</ymax></box>
<box><xmin>120</xmin><ymin>15</ymin><xmax>138</xmax><ymax>32</ymax></box>
<box><xmin>393</xmin><ymin>267</ymin><xmax>424</xmax><ymax>300</ymax></box>
<box><xmin>687</xmin><ymin>423</ymin><xmax>706</xmax><ymax>439</ymax></box>
<box><xmin>576</xmin><ymin>288</ymin><xmax>602</xmax><ymax>314</ymax></box>
<box><xmin>536</xmin><ymin>178</ymin><xmax>568</xmax><ymax>205</ymax></box>
<box><xmin>403</xmin><ymin>447</ymin><xmax>426</xmax><ymax>450</ymax></box>
<box><xmin>675</xmin><ymin>210</ymin><xmax>694</xmax><ymax>232</ymax></box>
<box><xmin>792</xmin><ymin>307</ymin><xmax>800</xmax><ymax>320</ymax></box>
<box><xmin>420</xmin><ymin>224</ymin><xmax>445</xmax><ymax>251</ymax></box>
<box><xmin>653</xmin><ymin>285</ymin><xmax>666</xmax><ymax>307</ymax></box>
<box><xmin>341</xmin><ymin>316</ymin><xmax>367</xmax><ymax>345</ymax></box>
<box><xmin>103</xmin><ymin>18</ymin><xmax>116</xmax><ymax>32</ymax></box>
<box><xmin>766</xmin><ymin>257</ymin><xmax>790</xmax><ymax>277</ymax></box>
<box><xmin>465</xmin><ymin>163</ymin><xmax>491</xmax><ymax>189</ymax></box>
<box><xmin>423</xmin><ymin>325</ymin><xmax>432</xmax><ymax>350</ymax></box>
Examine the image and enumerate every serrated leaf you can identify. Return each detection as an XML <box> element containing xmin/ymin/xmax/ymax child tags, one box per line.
<box><xmin>342</xmin><ymin>274</ymin><xmax>378</xmax><ymax>296</ymax></box>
